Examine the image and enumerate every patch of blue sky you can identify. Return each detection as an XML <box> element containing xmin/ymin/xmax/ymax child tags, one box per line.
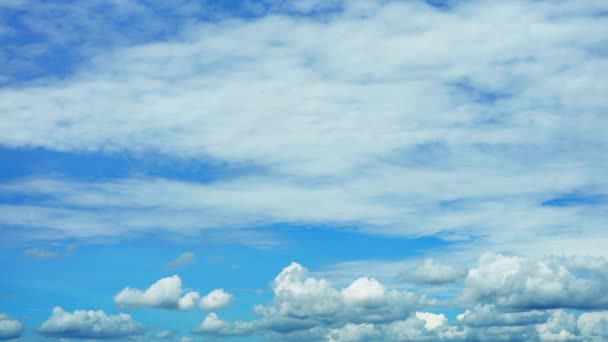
<box><xmin>0</xmin><ymin>224</ymin><xmax>455</xmax><ymax>336</ymax></box>
<box><xmin>0</xmin><ymin>146</ymin><xmax>262</xmax><ymax>183</ymax></box>
<box><xmin>542</xmin><ymin>192</ymin><xmax>607</xmax><ymax>207</ymax></box>
<box><xmin>0</xmin><ymin>0</ymin><xmax>343</xmax><ymax>85</ymax></box>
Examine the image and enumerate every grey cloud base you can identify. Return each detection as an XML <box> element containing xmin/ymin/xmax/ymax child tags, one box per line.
<box><xmin>0</xmin><ymin>314</ymin><xmax>23</xmax><ymax>340</ymax></box>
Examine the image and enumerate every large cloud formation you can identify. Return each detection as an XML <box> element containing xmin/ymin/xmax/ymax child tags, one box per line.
<box><xmin>191</xmin><ymin>255</ymin><xmax>608</xmax><ymax>341</ymax></box>
<box><xmin>37</xmin><ymin>307</ymin><xmax>144</xmax><ymax>339</ymax></box>
<box><xmin>0</xmin><ymin>314</ymin><xmax>23</xmax><ymax>340</ymax></box>
<box><xmin>0</xmin><ymin>0</ymin><xmax>605</xmax><ymax>260</ymax></box>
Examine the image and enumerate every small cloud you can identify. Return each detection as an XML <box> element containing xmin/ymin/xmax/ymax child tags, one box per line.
<box><xmin>23</xmin><ymin>248</ymin><xmax>60</xmax><ymax>259</ymax></box>
<box><xmin>0</xmin><ymin>313</ymin><xmax>24</xmax><ymax>340</ymax></box>
<box><xmin>167</xmin><ymin>252</ymin><xmax>195</xmax><ymax>268</ymax></box>
<box><xmin>230</xmin><ymin>263</ymin><xmax>240</xmax><ymax>269</ymax></box>
<box><xmin>152</xmin><ymin>330</ymin><xmax>176</xmax><ymax>340</ymax></box>
<box><xmin>199</xmin><ymin>289</ymin><xmax>234</xmax><ymax>311</ymax></box>
<box><xmin>402</xmin><ymin>259</ymin><xmax>467</xmax><ymax>284</ymax></box>
<box><xmin>114</xmin><ymin>275</ymin><xmax>200</xmax><ymax>311</ymax></box>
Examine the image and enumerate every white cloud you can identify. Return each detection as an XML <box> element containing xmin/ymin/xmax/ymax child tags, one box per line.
<box><xmin>536</xmin><ymin>310</ymin><xmax>578</xmax><ymax>342</ymax></box>
<box><xmin>167</xmin><ymin>252</ymin><xmax>195</xmax><ymax>268</ymax></box>
<box><xmin>190</xmin><ymin>256</ymin><xmax>608</xmax><ymax>341</ymax></box>
<box><xmin>415</xmin><ymin>312</ymin><xmax>447</xmax><ymax>331</ymax></box>
<box><xmin>461</xmin><ymin>253</ymin><xmax>608</xmax><ymax>310</ymax></box>
<box><xmin>114</xmin><ymin>275</ymin><xmax>200</xmax><ymax>311</ymax></box>
<box><xmin>0</xmin><ymin>0</ymin><xmax>605</xmax><ymax>260</ymax></box>
<box><xmin>0</xmin><ymin>314</ymin><xmax>23</xmax><ymax>340</ymax></box>
<box><xmin>327</xmin><ymin>323</ymin><xmax>376</xmax><ymax>342</ymax></box>
<box><xmin>341</xmin><ymin>277</ymin><xmax>386</xmax><ymax>307</ymax></box>
<box><xmin>195</xmin><ymin>262</ymin><xmax>423</xmax><ymax>339</ymax></box>
<box><xmin>407</xmin><ymin>259</ymin><xmax>467</xmax><ymax>284</ymax></box>
<box><xmin>37</xmin><ymin>307</ymin><xmax>143</xmax><ymax>339</ymax></box>
<box><xmin>199</xmin><ymin>289</ymin><xmax>233</xmax><ymax>311</ymax></box>
<box><xmin>577</xmin><ymin>311</ymin><xmax>608</xmax><ymax>342</ymax></box>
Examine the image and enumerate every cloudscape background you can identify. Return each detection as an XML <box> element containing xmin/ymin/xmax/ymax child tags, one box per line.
<box><xmin>0</xmin><ymin>0</ymin><xmax>607</xmax><ymax>341</ymax></box>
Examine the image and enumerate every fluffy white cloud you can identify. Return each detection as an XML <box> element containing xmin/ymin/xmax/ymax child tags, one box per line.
<box><xmin>37</xmin><ymin>307</ymin><xmax>144</xmax><ymax>339</ymax></box>
<box><xmin>194</xmin><ymin>262</ymin><xmax>424</xmax><ymax>340</ymax></box>
<box><xmin>114</xmin><ymin>275</ymin><xmax>200</xmax><ymax>311</ymax></box>
<box><xmin>192</xmin><ymin>313</ymin><xmax>254</xmax><ymax>336</ymax></box>
<box><xmin>199</xmin><ymin>289</ymin><xmax>233</xmax><ymax>311</ymax></box>
<box><xmin>462</xmin><ymin>254</ymin><xmax>608</xmax><ymax>310</ymax></box>
<box><xmin>191</xmin><ymin>256</ymin><xmax>608</xmax><ymax>341</ymax></box>
<box><xmin>408</xmin><ymin>259</ymin><xmax>467</xmax><ymax>284</ymax></box>
<box><xmin>341</xmin><ymin>277</ymin><xmax>386</xmax><ymax>307</ymax></box>
<box><xmin>0</xmin><ymin>314</ymin><xmax>23</xmax><ymax>340</ymax></box>
<box><xmin>577</xmin><ymin>311</ymin><xmax>608</xmax><ymax>342</ymax></box>
<box><xmin>415</xmin><ymin>312</ymin><xmax>447</xmax><ymax>331</ymax></box>
<box><xmin>327</xmin><ymin>323</ymin><xmax>376</xmax><ymax>342</ymax></box>
<box><xmin>167</xmin><ymin>252</ymin><xmax>195</xmax><ymax>268</ymax></box>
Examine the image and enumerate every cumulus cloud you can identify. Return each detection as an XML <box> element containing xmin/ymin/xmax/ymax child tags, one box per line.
<box><xmin>114</xmin><ymin>275</ymin><xmax>200</xmax><ymax>311</ymax></box>
<box><xmin>194</xmin><ymin>262</ymin><xmax>424</xmax><ymax>340</ymax></box>
<box><xmin>0</xmin><ymin>314</ymin><xmax>23</xmax><ymax>340</ymax></box>
<box><xmin>327</xmin><ymin>323</ymin><xmax>376</xmax><ymax>342</ymax></box>
<box><xmin>199</xmin><ymin>289</ymin><xmax>233</xmax><ymax>311</ymax></box>
<box><xmin>462</xmin><ymin>253</ymin><xmax>608</xmax><ymax>310</ymax></box>
<box><xmin>191</xmin><ymin>256</ymin><xmax>608</xmax><ymax>341</ymax></box>
<box><xmin>406</xmin><ymin>259</ymin><xmax>467</xmax><ymax>285</ymax></box>
<box><xmin>37</xmin><ymin>307</ymin><xmax>144</xmax><ymax>339</ymax></box>
<box><xmin>167</xmin><ymin>252</ymin><xmax>195</xmax><ymax>268</ymax></box>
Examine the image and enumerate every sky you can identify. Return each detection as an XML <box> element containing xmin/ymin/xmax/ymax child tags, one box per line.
<box><xmin>0</xmin><ymin>0</ymin><xmax>607</xmax><ymax>341</ymax></box>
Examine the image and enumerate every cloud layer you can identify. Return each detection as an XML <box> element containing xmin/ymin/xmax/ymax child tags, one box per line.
<box><xmin>0</xmin><ymin>0</ymin><xmax>606</xmax><ymax>260</ymax></box>
<box><xmin>37</xmin><ymin>307</ymin><xmax>144</xmax><ymax>339</ymax></box>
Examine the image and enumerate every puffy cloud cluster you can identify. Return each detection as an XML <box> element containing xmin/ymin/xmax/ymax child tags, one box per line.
<box><xmin>193</xmin><ymin>262</ymin><xmax>425</xmax><ymax>339</ymax></box>
<box><xmin>199</xmin><ymin>289</ymin><xmax>233</xmax><ymax>311</ymax></box>
<box><xmin>114</xmin><ymin>275</ymin><xmax>200</xmax><ymax>310</ymax></box>
<box><xmin>37</xmin><ymin>307</ymin><xmax>144</xmax><ymax>339</ymax></box>
<box><xmin>114</xmin><ymin>275</ymin><xmax>233</xmax><ymax>312</ymax></box>
<box><xmin>0</xmin><ymin>314</ymin><xmax>23</xmax><ymax>340</ymax></box>
<box><xmin>462</xmin><ymin>253</ymin><xmax>608</xmax><ymax>310</ymax></box>
<box><xmin>191</xmin><ymin>255</ymin><xmax>608</xmax><ymax>341</ymax></box>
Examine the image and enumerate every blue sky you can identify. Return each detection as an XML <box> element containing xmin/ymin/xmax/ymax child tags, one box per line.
<box><xmin>1</xmin><ymin>0</ymin><xmax>608</xmax><ymax>341</ymax></box>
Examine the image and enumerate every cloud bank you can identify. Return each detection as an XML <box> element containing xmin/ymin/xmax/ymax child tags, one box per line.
<box><xmin>37</xmin><ymin>307</ymin><xmax>144</xmax><ymax>339</ymax></box>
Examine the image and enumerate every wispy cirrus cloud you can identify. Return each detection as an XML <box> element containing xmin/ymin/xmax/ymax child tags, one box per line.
<box><xmin>167</xmin><ymin>251</ymin><xmax>195</xmax><ymax>268</ymax></box>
